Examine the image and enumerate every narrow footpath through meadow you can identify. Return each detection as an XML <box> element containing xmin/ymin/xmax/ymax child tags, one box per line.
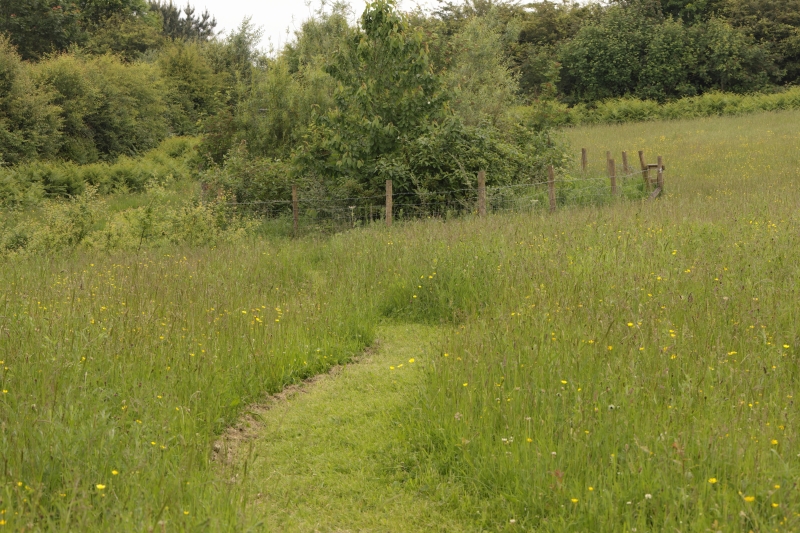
<box><xmin>222</xmin><ymin>324</ymin><xmax>475</xmax><ymax>532</ymax></box>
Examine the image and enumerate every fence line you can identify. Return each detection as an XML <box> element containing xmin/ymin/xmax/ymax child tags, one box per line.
<box><xmin>203</xmin><ymin>148</ymin><xmax>666</xmax><ymax>235</ymax></box>
<box><xmin>217</xmin><ymin>168</ymin><xmax>650</xmax><ymax>208</ymax></box>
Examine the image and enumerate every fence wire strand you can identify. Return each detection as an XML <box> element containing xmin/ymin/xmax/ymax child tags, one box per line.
<box><xmin>210</xmin><ymin>166</ymin><xmax>665</xmax><ymax>235</ymax></box>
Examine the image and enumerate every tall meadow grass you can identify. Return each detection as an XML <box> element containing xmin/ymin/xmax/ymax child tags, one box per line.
<box><xmin>1</xmin><ymin>109</ymin><xmax>799</xmax><ymax>530</ymax></box>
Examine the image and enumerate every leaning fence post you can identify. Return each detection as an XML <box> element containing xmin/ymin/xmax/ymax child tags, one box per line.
<box><xmin>477</xmin><ymin>170</ymin><xmax>486</xmax><ymax>217</ymax></box>
<box><xmin>622</xmin><ymin>151</ymin><xmax>629</xmax><ymax>175</ymax></box>
<box><xmin>385</xmin><ymin>180</ymin><xmax>392</xmax><ymax>227</ymax></box>
<box><xmin>581</xmin><ymin>148</ymin><xmax>587</xmax><ymax>173</ymax></box>
<box><xmin>608</xmin><ymin>158</ymin><xmax>617</xmax><ymax>196</ymax></box>
<box><xmin>657</xmin><ymin>155</ymin><xmax>664</xmax><ymax>192</ymax></box>
<box><xmin>638</xmin><ymin>150</ymin><xmax>649</xmax><ymax>190</ymax></box>
<box><xmin>548</xmin><ymin>165</ymin><xmax>556</xmax><ymax>213</ymax></box>
<box><xmin>291</xmin><ymin>184</ymin><xmax>299</xmax><ymax>237</ymax></box>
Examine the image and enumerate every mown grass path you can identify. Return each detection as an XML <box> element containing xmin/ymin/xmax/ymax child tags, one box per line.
<box><xmin>233</xmin><ymin>324</ymin><xmax>473</xmax><ymax>532</ymax></box>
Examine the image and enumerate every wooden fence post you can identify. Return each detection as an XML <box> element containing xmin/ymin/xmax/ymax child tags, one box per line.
<box><xmin>581</xmin><ymin>148</ymin><xmax>587</xmax><ymax>172</ymax></box>
<box><xmin>638</xmin><ymin>150</ymin><xmax>649</xmax><ymax>190</ymax></box>
<box><xmin>548</xmin><ymin>165</ymin><xmax>556</xmax><ymax>213</ymax></box>
<box><xmin>622</xmin><ymin>151</ymin><xmax>629</xmax><ymax>175</ymax></box>
<box><xmin>657</xmin><ymin>155</ymin><xmax>664</xmax><ymax>191</ymax></box>
<box><xmin>477</xmin><ymin>170</ymin><xmax>486</xmax><ymax>217</ymax></box>
<box><xmin>608</xmin><ymin>158</ymin><xmax>617</xmax><ymax>196</ymax></box>
<box><xmin>385</xmin><ymin>180</ymin><xmax>392</xmax><ymax>227</ymax></box>
<box><xmin>292</xmin><ymin>184</ymin><xmax>298</xmax><ymax>237</ymax></box>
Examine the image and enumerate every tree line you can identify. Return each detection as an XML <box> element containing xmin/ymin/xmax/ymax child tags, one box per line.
<box><xmin>1</xmin><ymin>0</ymin><xmax>797</xmax><ymax>203</ymax></box>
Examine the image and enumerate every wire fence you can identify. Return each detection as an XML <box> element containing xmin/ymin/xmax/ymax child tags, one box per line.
<box><xmin>216</xmin><ymin>158</ymin><xmax>665</xmax><ymax>237</ymax></box>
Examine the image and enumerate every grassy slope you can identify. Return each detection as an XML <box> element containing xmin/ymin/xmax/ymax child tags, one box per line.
<box><xmin>397</xmin><ymin>110</ymin><xmax>800</xmax><ymax>531</ymax></box>
<box><xmin>234</xmin><ymin>109</ymin><xmax>800</xmax><ymax>531</ymax></box>
<box><xmin>2</xmin><ymin>109</ymin><xmax>799</xmax><ymax>531</ymax></box>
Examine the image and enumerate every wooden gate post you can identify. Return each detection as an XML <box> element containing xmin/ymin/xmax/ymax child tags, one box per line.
<box><xmin>548</xmin><ymin>165</ymin><xmax>556</xmax><ymax>213</ymax></box>
<box><xmin>638</xmin><ymin>150</ymin><xmax>649</xmax><ymax>190</ymax></box>
<box><xmin>608</xmin><ymin>158</ymin><xmax>617</xmax><ymax>196</ymax></box>
<box><xmin>657</xmin><ymin>155</ymin><xmax>664</xmax><ymax>191</ymax></box>
<box><xmin>385</xmin><ymin>180</ymin><xmax>392</xmax><ymax>227</ymax></box>
<box><xmin>477</xmin><ymin>170</ymin><xmax>486</xmax><ymax>217</ymax></box>
<box><xmin>292</xmin><ymin>184</ymin><xmax>298</xmax><ymax>237</ymax></box>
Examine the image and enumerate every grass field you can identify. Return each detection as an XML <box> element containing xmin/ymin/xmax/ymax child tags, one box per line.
<box><xmin>1</xmin><ymin>109</ymin><xmax>799</xmax><ymax>531</ymax></box>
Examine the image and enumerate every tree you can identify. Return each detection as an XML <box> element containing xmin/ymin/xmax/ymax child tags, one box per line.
<box><xmin>148</xmin><ymin>1</ymin><xmax>217</xmax><ymax>41</ymax></box>
<box><xmin>0</xmin><ymin>0</ymin><xmax>84</xmax><ymax>60</ymax></box>
<box><xmin>692</xmin><ymin>17</ymin><xmax>777</xmax><ymax>91</ymax></box>
<box><xmin>0</xmin><ymin>36</ymin><xmax>62</xmax><ymax>163</ymax></box>
<box><xmin>721</xmin><ymin>0</ymin><xmax>800</xmax><ymax>83</ymax></box>
<box><xmin>557</xmin><ymin>5</ymin><xmax>651</xmax><ymax>102</ymax></box>
<box><xmin>295</xmin><ymin>0</ymin><xmax>449</xmax><ymax>196</ymax></box>
<box><xmin>84</xmin><ymin>11</ymin><xmax>164</xmax><ymax>60</ymax></box>
<box><xmin>444</xmin><ymin>16</ymin><xmax>518</xmax><ymax>126</ymax></box>
<box><xmin>157</xmin><ymin>40</ymin><xmax>223</xmax><ymax>134</ymax></box>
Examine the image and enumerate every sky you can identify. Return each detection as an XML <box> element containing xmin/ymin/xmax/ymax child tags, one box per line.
<box><xmin>193</xmin><ymin>0</ymin><xmax>437</xmax><ymax>52</ymax></box>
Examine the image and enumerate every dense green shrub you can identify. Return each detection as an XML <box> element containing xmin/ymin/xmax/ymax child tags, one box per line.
<box><xmin>81</xmin><ymin>55</ymin><xmax>169</xmax><ymax>157</ymax></box>
<box><xmin>0</xmin><ymin>137</ymin><xmax>198</xmax><ymax>206</ymax></box>
<box><xmin>0</xmin><ymin>184</ymin><xmax>254</xmax><ymax>255</ymax></box>
<box><xmin>559</xmin><ymin>86</ymin><xmax>800</xmax><ymax>125</ymax></box>
<box><xmin>157</xmin><ymin>41</ymin><xmax>224</xmax><ymax>136</ymax></box>
<box><xmin>286</xmin><ymin>1</ymin><xmax>567</xmax><ymax>207</ymax></box>
<box><xmin>443</xmin><ymin>16</ymin><xmax>519</xmax><ymax>127</ymax></box>
<box><xmin>201</xmin><ymin>143</ymin><xmax>298</xmax><ymax>214</ymax></box>
<box><xmin>558</xmin><ymin>5</ymin><xmax>776</xmax><ymax>103</ymax></box>
<box><xmin>0</xmin><ymin>36</ymin><xmax>62</xmax><ymax>164</ymax></box>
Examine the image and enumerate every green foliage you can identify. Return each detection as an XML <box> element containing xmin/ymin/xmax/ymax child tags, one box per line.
<box><xmin>0</xmin><ymin>0</ymin><xmax>84</xmax><ymax>60</ymax></box>
<box><xmin>234</xmin><ymin>59</ymin><xmax>335</xmax><ymax>159</ymax></box>
<box><xmin>557</xmin><ymin>5</ymin><xmax>650</xmax><ymax>103</ymax></box>
<box><xmin>147</xmin><ymin>0</ymin><xmax>217</xmax><ymax>41</ymax></box>
<box><xmin>0</xmin><ymin>136</ymin><xmax>198</xmax><ymax>207</ymax></box>
<box><xmin>195</xmin><ymin>6</ymin><xmax>365</xmax><ymax>168</ymax></box>
<box><xmin>203</xmin><ymin>19</ymin><xmax>265</xmax><ymax>91</ymax></box>
<box><xmin>443</xmin><ymin>16</ymin><xmax>519</xmax><ymax>127</ymax></box>
<box><xmin>294</xmin><ymin>0</ymin><xmax>450</xmax><ymax>196</ymax></box>
<box><xmin>0</xmin><ymin>184</ymin><xmax>254</xmax><ymax>255</ymax></box>
<box><xmin>0</xmin><ymin>0</ymin><xmax>155</xmax><ymax>60</ymax></box>
<box><xmin>555</xmin><ymin>86</ymin><xmax>800</xmax><ymax>125</ymax></box>
<box><xmin>157</xmin><ymin>40</ymin><xmax>224</xmax><ymax>135</ymax></box>
<box><xmin>558</xmin><ymin>5</ymin><xmax>777</xmax><ymax>102</ymax></box>
<box><xmin>194</xmin><ymin>1</ymin><xmax>567</xmax><ymax>212</ymax></box>
<box><xmin>0</xmin><ymin>36</ymin><xmax>62</xmax><ymax>164</ymax></box>
<box><xmin>77</xmin><ymin>0</ymin><xmax>151</xmax><ymax>25</ymax></box>
<box><xmin>694</xmin><ymin>17</ymin><xmax>777</xmax><ymax>92</ymax></box>
<box><xmin>84</xmin><ymin>55</ymin><xmax>168</xmax><ymax>156</ymax></box>
<box><xmin>29</xmin><ymin>53</ymin><xmax>102</xmax><ymax>163</ymax></box>
<box><xmin>722</xmin><ymin>0</ymin><xmax>800</xmax><ymax>83</ymax></box>
<box><xmin>0</xmin><ymin>50</ymin><xmax>170</xmax><ymax>164</ymax></box>
<box><xmin>84</xmin><ymin>11</ymin><xmax>164</xmax><ymax>60</ymax></box>
<box><xmin>196</xmin><ymin>108</ymin><xmax>235</xmax><ymax>165</ymax></box>
<box><xmin>201</xmin><ymin>142</ymin><xmax>298</xmax><ymax>214</ymax></box>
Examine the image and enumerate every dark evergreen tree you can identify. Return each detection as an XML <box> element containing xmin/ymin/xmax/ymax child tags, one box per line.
<box><xmin>148</xmin><ymin>1</ymin><xmax>217</xmax><ymax>41</ymax></box>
